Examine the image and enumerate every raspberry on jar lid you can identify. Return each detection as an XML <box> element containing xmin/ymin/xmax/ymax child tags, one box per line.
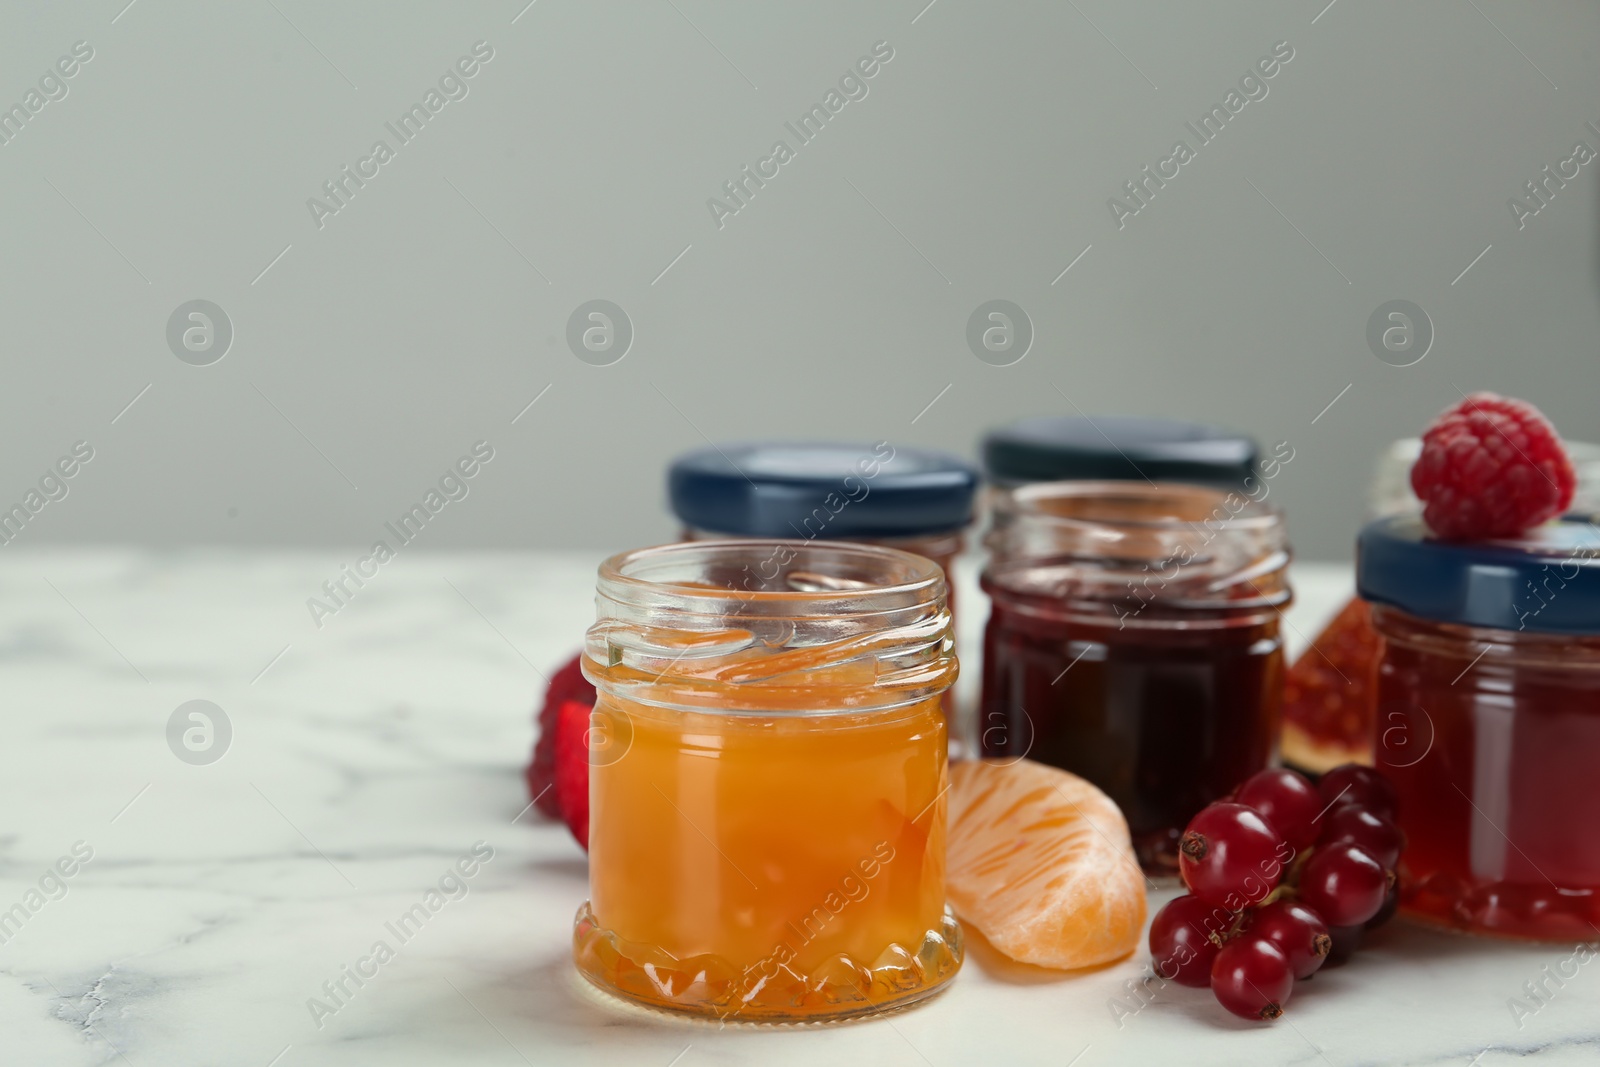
<box><xmin>1409</xmin><ymin>392</ymin><xmax>1575</xmax><ymax>540</ymax></box>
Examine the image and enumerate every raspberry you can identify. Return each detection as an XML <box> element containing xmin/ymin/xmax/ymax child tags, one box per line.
<box><xmin>526</xmin><ymin>652</ymin><xmax>595</xmax><ymax>818</ymax></box>
<box><xmin>552</xmin><ymin>699</ymin><xmax>592</xmax><ymax>850</ymax></box>
<box><xmin>1410</xmin><ymin>392</ymin><xmax>1574</xmax><ymax>540</ymax></box>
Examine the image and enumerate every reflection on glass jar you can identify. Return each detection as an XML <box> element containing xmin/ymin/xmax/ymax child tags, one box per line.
<box><xmin>573</xmin><ymin>540</ymin><xmax>961</xmax><ymax>1020</ymax></box>
<box><xmin>978</xmin><ymin>481</ymin><xmax>1291</xmax><ymax>874</ymax></box>
<box><xmin>1360</xmin><ymin>514</ymin><xmax>1600</xmax><ymax>940</ymax></box>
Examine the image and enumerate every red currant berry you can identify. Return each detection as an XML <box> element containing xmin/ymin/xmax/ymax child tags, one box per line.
<box><xmin>1319</xmin><ymin>805</ymin><xmax>1405</xmax><ymax>869</ymax></box>
<box><xmin>1211</xmin><ymin>937</ymin><xmax>1293</xmax><ymax>1021</ymax></box>
<box><xmin>1324</xmin><ymin>924</ymin><xmax>1363</xmax><ymax>966</ymax></box>
<box><xmin>1299</xmin><ymin>843</ymin><xmax>1391</xmax><ymax>926</ymax></box>
<box><xmin>1365</xmin><ymin>882</ymin><xmax>1400</xmax><ymax>930</ymax></box>
<box><xmin>1317</xmin><ymin>764</ymin><xmax>1398</xmax><ymax>820</ymax></box>
<box><xmin>1234</xmin><ymin>768</ymin><xmax>1322</xmax><ymax>852</ymax></box>
<box><xmin>1247</xmin><ymin>900</ymin><xmax>1332</xmax><ymax>979</ymax></box>
<box><xmin>1179</xmin><ymin>803</ymin><xmax>1289</xmax><ymax>909</ymax></box>
<box><xmin>1148</xmin><ymin>894</ymin><xmax>1236</xmax><ymax>987</ymax></box>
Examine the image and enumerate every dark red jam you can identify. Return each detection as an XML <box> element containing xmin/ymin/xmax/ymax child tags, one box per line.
<box><xmin>977</xmin><ymin>482</ymin><xmax>1291</xmax><ymax>874</ymax></box>
<box><xmin>980</xmin><ymin>597</ymin><xmax>1283</xmax><ymax>872</ymax></box>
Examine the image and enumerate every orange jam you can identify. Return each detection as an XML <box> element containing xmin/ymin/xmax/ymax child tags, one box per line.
<box><xmin>573</xmin><ymin>541</ymin><xmax>961</xmax><ymax>1021</ymax></box>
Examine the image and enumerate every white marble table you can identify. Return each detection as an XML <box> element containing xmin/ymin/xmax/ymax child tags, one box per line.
<box><xmin>2</xmin><ymin>549</ymin><xmax>1595</xmax><ymax>1066</ymax></box>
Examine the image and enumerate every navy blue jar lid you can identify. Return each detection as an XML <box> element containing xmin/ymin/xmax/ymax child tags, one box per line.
<box><xmin>1357</xmin><ymin>514</ymin><xmax>1600</xmax><ymax>635</ymax></box>
<box><xmin>982</xmin><ymin>415</ymin><xmax>1258</xmax><ymax>487</ymax></box>
<box><xmin>668</xmin><ymin>442</ymin><xmax>979</xmax><ymax>539</ymax></box>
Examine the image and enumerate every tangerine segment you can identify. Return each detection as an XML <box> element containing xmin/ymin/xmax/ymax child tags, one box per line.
<box><xmin>947</xmin><ymin>759</ymin><xmax>1146</xmax><ymax>970</ymax></box>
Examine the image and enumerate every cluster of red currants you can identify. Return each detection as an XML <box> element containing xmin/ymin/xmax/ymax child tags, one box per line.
<box><xmin>1148</xmin><ymin>765</ymin><xmax>1403</xmax><ymax>1021</ymax></box>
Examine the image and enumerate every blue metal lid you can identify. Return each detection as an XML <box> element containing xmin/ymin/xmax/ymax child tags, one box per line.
<box><xmin>1357</xmin><ymin>513</ymin><xmax>1600</xmax><ymax>634</ymax></box>
<box><xmin>668</xmin><ymin>442</ymin><xmax>979</xmax><ymax>539</ymax></box>
<box><xmin>982</xmin><ymin>415</ymin><xmax>1258</xmax><ymax>487</ymax></box>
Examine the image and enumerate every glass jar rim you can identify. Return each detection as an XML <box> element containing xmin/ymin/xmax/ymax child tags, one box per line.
<box><xmin>983</xmin><ymin>480</ymin><xmax>1290</xmax><ymax>620</ymax></box>
<box><xmin>597</xmin><ymin>539</ymin><xmax>946</xmax><ymax>615</ymax></box>
<box><xmin>994</xmin><ymin>480</ymin><xmax>1282</xmax><ymax>533</ymax></box>
<box><xmin>681</xmin><ymin>525</ymin><xmax>966</xmax><ymax>558</ymax></box>
<box><xmin>588</xmin><ymin>540</ymin><xmax>955</xmax><ymax>713</ymax></box>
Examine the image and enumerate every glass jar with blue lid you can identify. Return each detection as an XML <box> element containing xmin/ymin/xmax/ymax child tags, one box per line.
<box><xmin>982</xmin><ymin>415</ymin><xmax>1259</xmax><ymax>488</ymax></box>
<box><xmin>1358</xmin><ymin>513</ymin><xmax>1600</xmax><ymax>940</ymax></box>
<box><xmin>667</xmin><ymin>441</ymin><xmax>980</xmax><ymax>621</ymax></box>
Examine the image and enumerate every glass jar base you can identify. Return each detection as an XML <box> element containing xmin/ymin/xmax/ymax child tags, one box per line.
<box><xmin>571</xmin><ymin>901</ymin><xmax>964</xmax><ymax>1023</ymax></box>
<box><xmin>1400</xmin><ymin>874</ymin><xmax>1600</xmax><ymax>942</ymax></box>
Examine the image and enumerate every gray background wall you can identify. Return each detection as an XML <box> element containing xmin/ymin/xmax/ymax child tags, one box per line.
<box><xmin>2</xmin><ymin>0</ymin><xmax>1596</xmax><ymax>562</ymax></box>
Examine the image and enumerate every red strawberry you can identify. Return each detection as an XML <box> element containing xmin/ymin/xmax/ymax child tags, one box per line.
<box><xmin>553</xmin><ymin>699</ymin><xmax>592</xmax><ymax>850</ymax></box>
<box><xmin>526</xmin><ymin>653</ymin><xmax>595</xmax><ymax>818</ymax></box>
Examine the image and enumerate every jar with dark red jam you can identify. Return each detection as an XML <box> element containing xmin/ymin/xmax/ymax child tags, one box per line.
<box><xmin>978</xmin><ymin>482</ymin><xmax>1291</xmax><ymax>874</ymax></box>
<box><xmin>1359</xmin><ymin>514</ymin><xmax>1600</xmax><ymax>940</ymax></box>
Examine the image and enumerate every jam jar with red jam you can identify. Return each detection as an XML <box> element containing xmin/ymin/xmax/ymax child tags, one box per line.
<box><xmin>978</xmin><ymin>481</ymin><xmax>1292</xmax><ymax>874</ymax></box>
<box><xmin>1359</xmin><ymin>514</ymin><xmax>1600</xmax><ymax>940</ymax></box>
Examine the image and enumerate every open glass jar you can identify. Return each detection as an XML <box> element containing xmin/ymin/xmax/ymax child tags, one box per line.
<box><xmin>978</xmin><ymin>482</ymin><xmax>1292</xmax><ymax>874</ymax></box>
<box><xmin>573</xmin><ymin>540</ymin><xmax>962</xmax><ymax>1021</ymax></box>
<box><xmin>1359</xmin><ymin>514</ymin><xmax>1600</xmax><ymax>940</ymax></box>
